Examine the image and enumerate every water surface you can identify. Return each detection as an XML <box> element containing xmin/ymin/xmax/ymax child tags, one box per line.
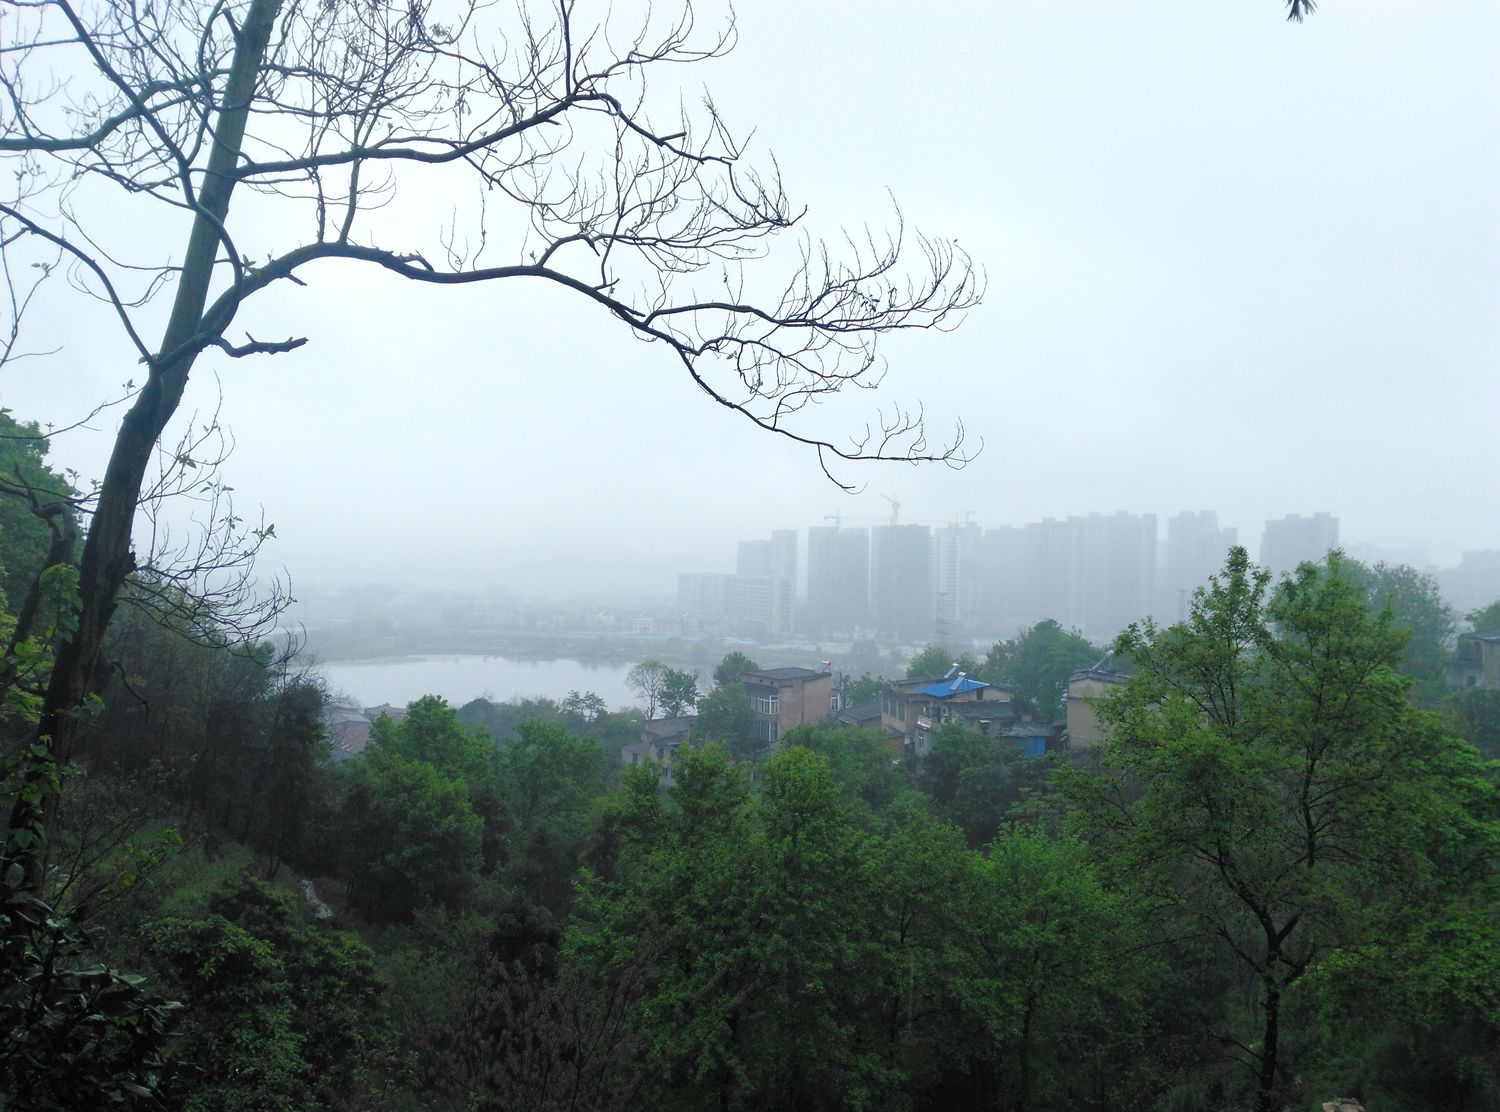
<box><xmin>317</xmin><ymin>654</ymin><xmax>640</xmax><ymax>711</ymax></box>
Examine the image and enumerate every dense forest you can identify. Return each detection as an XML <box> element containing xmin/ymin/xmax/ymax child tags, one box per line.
<box><xmin>3</xmin><ymin>415</ymin><xmax>1499</xmax><ymax>1111</ymax></box>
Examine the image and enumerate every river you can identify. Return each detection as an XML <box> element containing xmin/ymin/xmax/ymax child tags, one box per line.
<box><xmin>316</xmin><ymin>655</ymin><xmax>642</xmax><ymax>711</ymax></box>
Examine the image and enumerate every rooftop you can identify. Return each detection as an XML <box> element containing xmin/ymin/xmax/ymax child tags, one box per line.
<box><xmin>745</xmin><ymin>666</ymin><xmax>829</xmax><ymax>682</ymax></box>
<box><xmin>917</xmin><ymin>676</ymin><xmax>991</xmax><ymax>698</ymax></box>
<box><xmin>835</xmin><ymin>700</ymin><xmax>882</xmax><ymax>726</ymax></box>
<box><xmin>1068</xmin><ymin>667</ymin><xmax>1129</xmax><ymax>685</ymax></box>
<box><xmin>943</xmin><ymin>701</ymin><xmax>1018</xmax><ymax>723</ymax></box>
<box><xmin>643</xmin><ymin>715</ymin><xmax>695</xmax><ymax>740</ymax></box>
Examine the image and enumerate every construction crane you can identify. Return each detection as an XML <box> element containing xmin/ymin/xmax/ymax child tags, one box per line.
<box><xmin>823</xmin><ymin>512</ymin><xmax>842</xmax><ymax>528</ymax></box>
<box><xmin>881</xmin><ymin>494</ymin><xmax>900</xmax><ymax>526</ymax></box>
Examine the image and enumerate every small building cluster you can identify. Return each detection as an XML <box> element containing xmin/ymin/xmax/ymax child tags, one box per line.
<box><xmin>325</xmin><ymin>702</ymin><xmax>407</xmax><ymax>761</ymax></box>
<box><xmin>625</xmin><ymin>662</ymin><xmax>1093</xmax><ymax>773</ymax></box>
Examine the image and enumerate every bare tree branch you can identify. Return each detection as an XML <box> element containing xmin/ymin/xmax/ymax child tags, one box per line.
<box><xmin>0</xmin><ymin>0</ymin><xmax>982</xmax><ymax>863</ymax></box>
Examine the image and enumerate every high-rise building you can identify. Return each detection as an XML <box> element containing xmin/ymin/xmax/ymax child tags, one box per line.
<box><xmin>768</xmin><ymin>529</ymin><xmax>797</xmax><ymax>598</ymax></box>
<box><xmin>725</xmin><ymin>575</ymin><xmax>794</xmax><ymax>638</ymax></box>
<box><xmin>736</xmin><ymin>530</ymin><xmax>798</xmax><ymax>631</ymax></box>
<box><xmin>1075</xmin><ymin>512</ymin><xmax>1156</xmax><ymax>639</ymax></box>
<box><xmin>870</xmin><ymin>524</ymin><xmax>933</xmax><ymax>641</ymax></box>
<box><xmin>1162</xmin><ymin>511</ymin><xmax>1238</xmax><ymax>622</ymax></box>
<box><xmin>677</xmin><ymin>571</ymin><xmax>792</xmax><ymax>638</ymax></box>
<box><xmin>1260</xmin><ymin>513</ymin><xmax>1339</xmax><ymax>575</ymax></box>
<box><xmin>737</xmin><ymin>539</ymin><xmax>771</xmax><ymax>577</ymax></box>
<box><xmin>979</xmin><ymin>525</ymin><xmax>1026</xmax><ymax>636</ymax></box>
<box><xmin>807</xmin><ymin>526</ymin><xmax>869</xmax><ymax>634</ymax></box>
<box><xmin>1435</xmin><ymin>550</ymin><xmax>1500</xmax><ymax>615</ymax></box>
<box><xmin>988</xmin><ymin>513</ymin><xmax>1156</xmax><ymax>641</ymax></box>
<box><xmin>1020</xmin><ymin>517</ymin><xmax>1082</xmax><ymax>630</ymax></box>
<box><xmin>677</xmin><ymin>572</ymin><xmax>728</xmax><ymax>620</ymax></box>
<box><xmin>932</xmin><ymin>522</ymin><xmax>983</xmax><ymax>637</ymax></box>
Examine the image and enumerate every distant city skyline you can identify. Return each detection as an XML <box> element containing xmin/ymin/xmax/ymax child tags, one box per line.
<box><xmin>294</xmin><ymin>504</ymin><xmax>1495</xmax><ymax>610</ymax></box>
<box><xmin>665</xmin><ymin>508</ymin><xmax>1500</xmax><ymax>647</ymax></box>
<box><xmin>7</xmin><ymin>4</ymin><xmax>1495</xmax><ymax>620</ymax></box>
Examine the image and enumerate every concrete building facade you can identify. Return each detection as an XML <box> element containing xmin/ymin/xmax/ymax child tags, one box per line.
<box><xmin>1260</xmin><ymin>513</ymin><xmax>1339</xmax><ymax>576</ymax></box>
<box><xmin>932</xmin><ymin>522</ymin><xmax>984</xmax><ymax>638</ymax></box>
<box><xmin>1161</xmin><ymin>511</ymin><xmax>1238</xmax><ymax>623</ymax></box>
<box><xmin>807</xmin><ymin>525</ymin><xmax>870</xmax><ymax>635</ymax></box>
<box><xmin>741</xmin><ymin>666</ymin><xmax>836</xmax><ymax>749</ymax></box>
<box><xmin>870</xmin><ymin>524</ymin><xmax>933</xmax><ymax>641</ymax></box>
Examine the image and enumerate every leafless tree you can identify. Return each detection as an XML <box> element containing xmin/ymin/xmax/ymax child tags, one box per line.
<box><xmin>0</xmin><ymin>0</ymin><xmax>981</xmax><ymax>852</ymax></box>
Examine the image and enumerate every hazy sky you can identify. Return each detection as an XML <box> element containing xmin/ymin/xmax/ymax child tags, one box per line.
<box><xmin>7</xmin><ymin>0</ymin><xmax>1498</xmax><ymax>600</ymax></box>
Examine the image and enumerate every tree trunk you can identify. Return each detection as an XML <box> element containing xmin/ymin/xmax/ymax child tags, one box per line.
<box><xmin>6</xmin><ymin>0</ymin><xmax>284</xmax><ymax>881</ymax></box>
<box><xmin>1257</xmin><ymin>982</ymin><xmax>1282</xmax><ymax>1112</ymax></box>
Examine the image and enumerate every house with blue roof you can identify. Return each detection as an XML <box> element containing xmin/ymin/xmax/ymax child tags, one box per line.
<box><xmin>880</xmin><ymin>671</ymin><xmax>1018</xmax><ymax>757</ymax></box>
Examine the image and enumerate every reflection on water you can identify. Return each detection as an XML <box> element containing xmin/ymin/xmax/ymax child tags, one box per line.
<box><xmin>317</xmin><ymin>655</ymin><xmax>641</xmax><ymax>711</ymax></box>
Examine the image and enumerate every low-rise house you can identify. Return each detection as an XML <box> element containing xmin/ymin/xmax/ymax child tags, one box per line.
<box><xmin>326</xmin><ymin>705</ymin><xmax>374</xmax><ymax>761</ymax></box>
<box><xmin>881</xmin><ymin>673</ymin><xmax>1014</xmax><ymax>757</ymax></box>
<box><xmin>835</xmin><ymin>700</ymin><xmax>883</xmax><ymax>730</ymax></box>
<box><xmin>1064</xmin><ymin>665</ymin><xmax>1129</xmax><ymax>748</ymax></box>
<box><xmin>1452</xmin><ymin>631</ymin><xmax>1500</xmax><ymax>690</ymax></box>
<box><xmin>995</xmin><ymin>722</ymin><xmax>1054</xmax><ymax>757</ymax></box>
<box><xmin>624</xmin><ymin>715</ymin><xmax>697</xmax><ymax>783</ymax></box>
<box><xmin>741</xmin><ymin>666</ymin><xmax>836</xmax><ymax>749</ymax></box>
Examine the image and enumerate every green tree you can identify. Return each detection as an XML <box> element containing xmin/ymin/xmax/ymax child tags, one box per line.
<box><xmin>588</xmin><ymin>706</ymin><xmax>648</xmax><ymax>768</ymax></box>
<box><xmin>3</xmin><ymin>0</ymin><xmax>976</xmax><ymax>873</ymax></box>
<box><xmin>657</xmin><ymin>667</ymin><xmax>700</xmax><ymax>718</ymax></box>
<box><xmin>146</xmin><ymin>876</ymin><xmax>384</xmax><ymax>1110</ymax></box>
<box><xmin>340</xmin><ymin>755</ymin><xmax>483</xmax><ymax>922</ymax></box>
<box><xmin>1468</xmin><ymin>598</ymin><xmax>1500</xmax><ymax>634</ymax></box>
<box><xmin>626</xmin><ymin>660</ymin><xmax>669</xmax><ymax>720</ymax></box>
<box><xmin>905</xmin><ymin>643</ymin><xmax>978</xmax><ymax>680</ymax></box>
<box><xmin>0</xmin><ymin>412</ymin><xmax>78</xmax><ymax>617</ymax></box>
<box><xmin>1442</xmin><ymin>685</ymin><xmax>1500</xmax><ymax>762</ymax></box>
<box><xmin>712</xmin><ymin>651</ymin><xmax>761</xmax><ymax>689</ymax></box>
<box><xmin>559</xmin><ymin>689</ymin><xmax>608</xmax><ymax>726</ymax></box>
<box><xmin>692</xmin><ymin>683</ymin><xmax>759</xmax><ymax>761</ymax></box>
<box><xmin>1341</xmin><ymin>557</ymin><xmax>1455</xmax><ymax>702</ymax></box>
<box><xmin>840</xmin><ymin>671</ymin><xmax>884</xmax><ymax>707</ymax></box>
<box><xmin>781</xmin><ymin>721</ymin><xmax>904</xmax><ymax>816</ymax></box>
<box><xmin>949</xmin><ymin>828</ymin><xmax>1153</xmax><ymax>1112</ymax></box>
<box><xmin>978</xmin><ymin>619</ymin><xmax>1101</xmax><ymax>719</ymax></box>
<box><xmin>1</xmin><ymin>744</ymin><xmax>175</xmax><ymax>1109</ymax></box>
<box><xmin>568</xmin><ymin>745</ymin><xmax>885</xmax><ymax>1110</ymax></box>
<box><xmin>917</xmin><ymin>722</ymin><xmax>1052</xmax><ymax>847</ymax></box>
<box><xmin>1069</xmin><ymin>548</ymin><xmax>1496</xmax><ymax>1112</ymax></box>
<box><xmin>494</xmin><ymin>719</ymin><xmax>606</xmax><ymax>909</ymax></box>
<box><xmin>370</xmin><ymin>694</ymin><xmax>496</xmax><ymax>786</ymax></box>
<box><xmin>242</xmin><ymin>676</ymin><xmax>332</xmax><ymax>880</ymax></box>
<box><xmin>457</xmin><ymin>695</ymin><xmax>563</xmax><ymax>744</ymax></box>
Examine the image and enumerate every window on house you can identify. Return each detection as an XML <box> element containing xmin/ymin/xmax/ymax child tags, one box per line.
<box><xmin>752</xmin><ymin>693</ymin><xmax>780</xmax><ymax>715</ymax></box>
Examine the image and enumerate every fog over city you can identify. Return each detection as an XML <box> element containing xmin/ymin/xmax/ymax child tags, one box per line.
<box><xmin>7</xmin><ymin>0</ymin><xmax>1497</xmax><ymax>604</ymax></box>
<box><xmin>9</xmin><ymin>2</ymin><xmax>1500</xmax><ymax>1106</ymax></box>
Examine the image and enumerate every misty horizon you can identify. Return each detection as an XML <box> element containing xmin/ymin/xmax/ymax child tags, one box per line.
<box><xmin>6</xmin><ymin>0</ymin><xmax>1497</xmax><ymax>621</ymax></box>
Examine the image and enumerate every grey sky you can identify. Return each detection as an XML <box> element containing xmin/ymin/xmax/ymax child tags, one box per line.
<box><xmin>7</xmin><ymin>0</ymin><xmax>1498</xmax><ymax>599</ymax></box>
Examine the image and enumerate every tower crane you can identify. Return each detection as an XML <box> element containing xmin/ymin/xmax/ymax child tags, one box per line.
<box><xmin>881</xmin><ymin>494</ymin><xmax>900</xmax><ymax>526</ymax></box>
